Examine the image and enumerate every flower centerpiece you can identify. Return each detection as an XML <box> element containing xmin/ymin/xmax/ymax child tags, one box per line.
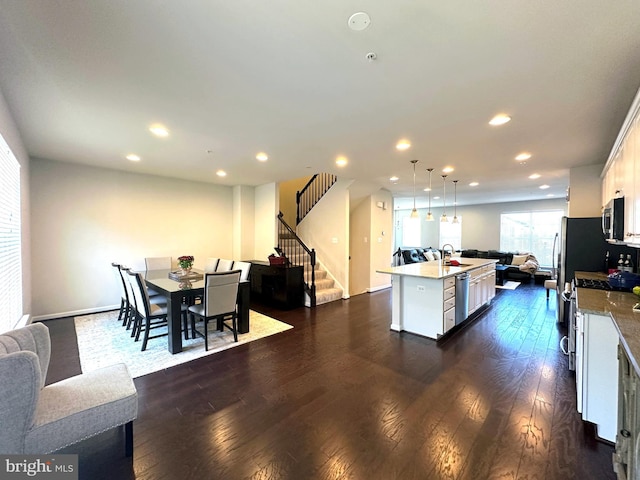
<box><xmin>177</xmin><ymin>255</ymin><xmax>194</xmax><ymax>275</ymax></box>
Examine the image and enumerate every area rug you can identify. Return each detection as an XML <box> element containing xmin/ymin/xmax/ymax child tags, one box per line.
<box><xmin>75</xmin><ymin>310</ymin><xmax>292</xmax><ymax>378</ymax></box>
<box><xmin>496</xmin><ymin>281</ymin><xmax>521</xmax><ymax>290</ymax></box>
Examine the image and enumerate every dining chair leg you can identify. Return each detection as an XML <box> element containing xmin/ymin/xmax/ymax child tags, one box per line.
<box><xmin>141</xmin><ymin>316</ymin><xmax>151</xmax><ymax>351</ymax></box>
<box><xmin>204</xmin><ymin>318</ymin><xmax>209</xmax><ymax>351</ymax></box>
<box><xmin>117</xmin><ymin>298</ymin><xmax>126</xmax><ymax>323</ymax></box>
<box><xmin>182</xmin><ymin>310</ymin><xmax>189</xmax><ymax>340</ymax></box>
<box><xmin>232</xmin><ymin>314</ymin><xmax>238</xmax><ymax>342</ymax></box>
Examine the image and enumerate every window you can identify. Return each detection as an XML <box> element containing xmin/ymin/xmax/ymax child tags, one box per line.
<box><xmin>439</xmin><ymin>217</ymin><xmax>462</xmax><ymax>251</ymax></box>
<box><xmin>500</xmin><ymin>210</ymin><xmax>563</xmax><ymax>268</ymax></box>
<box><xmin>0</xmin><ymin>133</ymin><xmax>22</xmax><ymax>333</ymax></box>
<box><xmin>401</xmin><ymin>216</ymin><xmax>421</xmax><ymax>247</ymax></box>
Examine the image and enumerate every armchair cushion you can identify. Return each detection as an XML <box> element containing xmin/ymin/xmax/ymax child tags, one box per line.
<box><xmin>25</xmin><ymin>363</ymin><xmax>137</xmax><ymax>454</ymax></box>
<box><xmin>0</xmin><ymin>323</ymin><xmax>137</xmax><ymax>455</ymax></box>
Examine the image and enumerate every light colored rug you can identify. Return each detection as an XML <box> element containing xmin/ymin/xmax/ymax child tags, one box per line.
<box><xmin>75</xmin><ymin>310</ymin><xmax>292</xmax><ymax>378</ymax></box>
<box><xmin>496</xmin><ymin>281</ymin><xmax>521</xmax><ymax>290</ymax></box>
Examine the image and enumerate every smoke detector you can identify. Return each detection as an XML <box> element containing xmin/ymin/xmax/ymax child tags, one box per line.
<box><xmin>348</xmin><ymin>12</ymin><xmax>371</xmax><ymax>31</ymax></box>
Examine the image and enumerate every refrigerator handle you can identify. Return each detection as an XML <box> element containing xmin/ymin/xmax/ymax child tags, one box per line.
<box><xmin>560</xmin><ymin>336</ymin><xmax>569</xmax><ymax>355</ymax></box>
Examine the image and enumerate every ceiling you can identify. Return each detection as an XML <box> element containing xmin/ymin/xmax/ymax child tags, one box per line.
<box><xmin>1</xmin><ymin>1</ymin><xmax>640</xmax><ymax>209</ymax></box>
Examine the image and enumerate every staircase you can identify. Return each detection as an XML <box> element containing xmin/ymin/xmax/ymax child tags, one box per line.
<box><xmin>304</xmin><ymin>263</ymin><xmax>343</xmax><ymax>307</ymax></box>
<box><xmin>277</xmin><ymin>213</ymin><xmax>343</xmax><ymax>307</ymax></box>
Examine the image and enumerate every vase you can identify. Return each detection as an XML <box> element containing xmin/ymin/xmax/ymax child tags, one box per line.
<box><xmin>180</xmin><ymin>266</ymin><xmax>192</xmax><ymax>276</ymax></box>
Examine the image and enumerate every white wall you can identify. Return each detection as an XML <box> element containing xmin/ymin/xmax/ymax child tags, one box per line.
<box><xmin>569</xmin><ymin>164</ymin><xmax>604</xmax><ymax>217</ymax></box>
<box><xmin>233</xmin><ymin>185</ymin><xmax>255</xmax><ymax>261</ymax></box>
<box><xmin>30</xmin><ymin>159</ymin><xmax>234</xmax><ymax>319</ymax></box>
<box><xmin>349</xmin><ymin>196</ymin><xmax>370</xmax><ymax>296</ymax></box>
<box><xmin>278</xmin><ymin>176</ymin><xmax>311</xmax><ymax>227</ymax></box>
<box><xmin>0</xmin><ymin>88</ymin><xmax>31</xmax><ymax>323</ymax></box>
<box><xmin>254</xmin><ymin>182</ymin><xmax>278</xmax><ymax>261</ymax></box>
<box><xmin>297</xmin><ymin>178</ymin><xmax>352</xmax><ymax>296</ymax></box>
<box><xmin>369</xmin><ymin>190</ymin><xmax>393</xmax><ymax>291</ymax></box>
<box><xmin>394</xmin><ymin>198</ymin><xmax>568</xmax><ymax>251</ymax></box>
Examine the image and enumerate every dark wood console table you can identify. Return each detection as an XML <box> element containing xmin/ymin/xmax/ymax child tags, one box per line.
<box><xmin>248</xmin><ymin>260</ymin><xmax>304</xmax><ymax>309</ymax></box>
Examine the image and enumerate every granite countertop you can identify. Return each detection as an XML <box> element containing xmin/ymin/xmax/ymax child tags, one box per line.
<box><xmin>575</xmin><ymin>271</ymin><xmax>640</xmax><ymax>375</ymax></box>
<box><xmin>377</xmin><ymin>257</ymin><xmax>498</xmax><ymax>280</ymax></box>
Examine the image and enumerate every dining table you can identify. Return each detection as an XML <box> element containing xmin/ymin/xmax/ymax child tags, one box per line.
<box><xmin>141</xmin><ymin>268</ymin><xmax>250</xmax><ymax>354</ymax></box>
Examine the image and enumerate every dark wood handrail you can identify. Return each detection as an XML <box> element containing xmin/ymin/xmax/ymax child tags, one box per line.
<box><xmin>296</xmin><ymin>173</ymin><xmax>337</xmax><ymax>224</ymax></box>
<box><xmin>277</xmin><ymin>212</ymin><xmax>316</xmax><ymax>307</ymax></box>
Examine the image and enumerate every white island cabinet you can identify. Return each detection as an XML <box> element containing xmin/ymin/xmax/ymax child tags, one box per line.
<box><xmin>377</xmin><ymin>258</ymin><xmax>496</xmax><ymax>340</ymax></box>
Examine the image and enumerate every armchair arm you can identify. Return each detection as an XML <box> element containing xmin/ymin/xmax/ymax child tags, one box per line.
<box><xmin>0</xmin><ymin>351</ymin><xmax>41</xmax><ymax>454</ymax></box>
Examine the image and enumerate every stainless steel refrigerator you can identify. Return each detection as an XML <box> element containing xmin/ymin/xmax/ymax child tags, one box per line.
<box><xmin>556</xmin><ymin>217</ymin><xmax>606</xmax><ymax>324</ymax></box>
<box><xmin>556</xmin><ymin>216</ymin><xmax>630</xmax><ymax>324</ymax></box>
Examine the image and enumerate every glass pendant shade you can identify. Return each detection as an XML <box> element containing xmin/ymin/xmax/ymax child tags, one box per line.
<box><xmin>410</xmin><ymin>160</ymin><xmax>419</xmax><ymax>218</ymax></box>
<box><xmin>440</xmin><ymin>174</ymin><xmax>448</xmax><ymax>222</ymax></box>
<box><xmin>452</xmin><ymin>180</ymin><xmax>459</xmax><ymax>223</ymax></box>
<box><xmin>426</xmin><ymin>168</ymin><xmax>434</xmax><ymax>221</ymax></box>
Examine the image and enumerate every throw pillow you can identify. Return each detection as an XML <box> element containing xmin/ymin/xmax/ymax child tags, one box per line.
<box><xmin>424</xmin><ymin>251</ymin><xmax>435</xmax><ymax>261</ymax></box>
<box><xmin>511</xmin><ymin>254</ymin><xmax>528</xmax><ymax>266</ymax></box>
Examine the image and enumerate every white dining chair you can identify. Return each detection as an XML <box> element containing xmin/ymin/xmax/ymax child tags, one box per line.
<box><xmin>232</xmin><ymin>261</ymin><xmax>251</xmax><ymax>282</ymax></box>
<box><xmin>216</xmin><ymin>259</ymin><xmax>233</xmax><ymax>272</ymax></box>
<box><xmin>204</xmin><ymin>257</ymin><xmax>220</xmax><ymax>273</ymax></box>
<box><xmin>145</xmin><ymin>256</ymin><xmax>172</xmax><ymax>270</ymax></box>
<box><xmin>188</xmin><ymin>270</ymin><xmax>241</xmax><ymax>350</ymax></box>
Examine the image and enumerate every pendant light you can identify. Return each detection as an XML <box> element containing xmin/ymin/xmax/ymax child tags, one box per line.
<box><xmin>410</xmin><ymin>160</ymin><xmax>419</xmax><ymax>218</ymax></box>
<box><xmin>425</xmin><ymin>168</ymin><xmax>434</xmax><ymax>221</ymax></box>
<box><xmin>452</xmin><ymin>180</ymin><xmax>459</xmax><ymax>224</ymax></box>
<box><xmin>440</xmin><ymin>174</ymin><xmax>448</xmax><ymax>223</ymax></box>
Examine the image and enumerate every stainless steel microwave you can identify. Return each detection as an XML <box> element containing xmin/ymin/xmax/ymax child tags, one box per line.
<box><xmin>602</xmin><ymin>197</ymin><xmax>625</xmax><ymax>241</ymax></box>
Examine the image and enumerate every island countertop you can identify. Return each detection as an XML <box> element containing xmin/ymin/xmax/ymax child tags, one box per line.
<box><xmin>575</xmin><ymin>271</ymin><xmax>640</xmax><ymax>376</ymax></box>
<box><xmin>377</xmin><ymin>257</ymin><xmax>498</xmax><ymax>280</ymax></box>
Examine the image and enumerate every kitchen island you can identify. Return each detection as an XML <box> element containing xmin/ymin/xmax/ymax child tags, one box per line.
<box><xmin>377</xmin><ymin>258</ymin><xmax>497</xmax><ymax>339</ymax></box>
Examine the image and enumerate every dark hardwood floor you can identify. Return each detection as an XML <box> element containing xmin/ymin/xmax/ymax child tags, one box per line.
<box><xmin>43</xmin><ymin>281</ymin><xmax>615</xmax><ymax>479</ymax></box>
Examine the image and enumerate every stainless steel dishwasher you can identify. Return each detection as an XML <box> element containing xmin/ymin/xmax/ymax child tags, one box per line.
<box><xmin>455</xmin><ymin>273</ymin><xmax>470</xmax><ymax>325</ymax></box>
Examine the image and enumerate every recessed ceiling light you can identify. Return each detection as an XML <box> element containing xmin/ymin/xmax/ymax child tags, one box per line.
<box><xmin>547</xmin><ymin>193</ymin><xmax>555</xmax><ymax>197</ymax></box>
<box><xmin>442</xmin><ymin>166</ymin><xmax>454</xmax><ymax>173</ymax></box>
<box><xmin>423</xmin><ymin>187</ymin><xmax>431</xmax><ymax>192</ymax></box>
<box><xmin>529</xmin><ymin>173</ymin><xmax>541</xmax><ymax>179</ymax></box>
<box><xmin>149</xmin><ymin>124</ymin><xmax>169</xmax><ymax>137</ymax></box>
<box><xmin>216</xmin><ymin>170</ymin><xmax>227</xmax><ymax>177</ymax></box>
<box><xmin>469</xmin><ymin>182</ymin><xmax>479</xmax><ymax>187</ymax></box>
<box><xmin>126</xmin><ymin>154</ymin><xmax>141</xmax><ymax>162</ymax></box>
<box><xmin>539</xmin><ymin>184</ymin><xmax>550</xmax><ymax>189</ymax></box>
<box><xmin>515</xmin><ymin>152</ymin><xmax>532</xmax><ymax>161</ymax></box>
<box><xmin>489</xmin><ymin>114</ymin><xmax>511</xmax><ymax>126</ymax></box>
<box><xmin>433</xmin><ymin>196</ymin><xmax>441</xmax><ymax>200</ymax></box>
<box><xmin>396</xmin><ymin>139</ymin><xmax>411</xmax><ymax>151</ymax></box>
<box><xmin>335</xmin><ymin>156</ymin><xmax>348</xmax><ymax>167</ymax></box>
<box><xmin>256</xmin><ymin>152</ymin><xmax>268</xmax><ymax>162</ymax></box>
<box><xmin>389</xmin><ymin>176</ymin><xmax>399</xmax><ymax>182</ymax></box>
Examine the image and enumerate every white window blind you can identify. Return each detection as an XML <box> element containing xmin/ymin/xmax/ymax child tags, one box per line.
<box><xmin>0</xmin><ymin>133</ymin><xmax>22</xmax><ymax>333</ymax></box>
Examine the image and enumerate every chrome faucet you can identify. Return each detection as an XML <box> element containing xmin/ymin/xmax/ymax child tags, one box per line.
<box><xmin>441</xmin><ymin>244</ymin><xmax>455</xmax><ymax>265</ymax></box>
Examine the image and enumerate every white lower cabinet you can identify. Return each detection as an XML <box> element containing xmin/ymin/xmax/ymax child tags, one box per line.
<box><xmin>443</xmin><ymin>307</ymin><xmax>455</xmax><ymax>333</ymax></box>
<box><xmin>576</xmin><ymin>310</ymin><xmax>619</xmax><ymax>442</ymax></box>
<box><xmin>614</xmin><ymin>345</ymin><xmax>640</xmax><ymax>480</ymax></box>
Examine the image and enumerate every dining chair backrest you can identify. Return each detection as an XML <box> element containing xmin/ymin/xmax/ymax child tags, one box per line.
<box><xmin>145</xmin><ymin>257</ymin><xmax>171</xmax><ymax>270</ymax></box>
<box><xmin>232</xmin><ymin>261</ymin><xmax>251</xmax><ymax>282</ymax></box>
<box><xmin>121</xmin><ymin>267</ymin><xmax>136</xmax><ymax>308</ymax></box>
<box><xmin>112</xmin><ymin>263</ymin><xmax>127</xmax><ymax>300</ymax></box>
<box><xmin>128</xmin><ymin>271</ymin><xmax>152</xmax><ymax>318</ymax></box>
<box><xmin>203</xmin><ymin>270</ymin><xmax>241</xmax><ymax>317</ymax></box>
<box><xmin>204</xmin><ymin>257</ymin><xmax>220</xmax><ymax>273</ymax></box>
<box><xmin>216</xmin><ymin>259</ymin><xmax>233</xmax><ymax>272</ymax></box>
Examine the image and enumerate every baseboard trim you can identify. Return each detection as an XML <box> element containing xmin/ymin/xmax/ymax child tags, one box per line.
<box><xmin>367</xmin><ymin>284</ymin><xmax>391</xmax><ymax>293</ymax></box>
<box><xmin>32</xmin><ymin>304</ymin><xmax>119</xmax><ymax>322</ymax></box>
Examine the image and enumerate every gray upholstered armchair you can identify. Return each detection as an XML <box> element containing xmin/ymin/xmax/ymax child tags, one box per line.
<box><xmin>0</xmin><ymin>323</ymin><xmax>138</xmax><ymax>456</ymax></box>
